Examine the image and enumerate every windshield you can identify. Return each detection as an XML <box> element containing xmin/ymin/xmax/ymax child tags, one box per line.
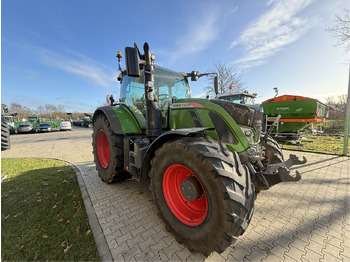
<box><xmin>120</xmin><ymin>65</ymin><xmax>190</xmax><ymax>128</ymax></box>
<box><xmin>220</xmin><ymin>95</ymin><xmax>255</xmax><ymax>105</ymax></box>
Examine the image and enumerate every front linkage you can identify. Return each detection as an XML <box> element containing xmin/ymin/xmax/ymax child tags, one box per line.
<box><xmin>247</xmin><ymin>153</ymin><xmax>307</xmax><ymax>192</ymax></box>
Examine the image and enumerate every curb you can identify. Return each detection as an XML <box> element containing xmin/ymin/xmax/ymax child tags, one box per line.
<box><xmin>69</xmin><ymin>161</ymin><xmax>113</xmax><ymax>262</ymax></box>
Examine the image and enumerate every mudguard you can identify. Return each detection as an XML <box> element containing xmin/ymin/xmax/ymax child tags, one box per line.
<box><xmin>140</xmin><ymin>127</ymin><xmax>211</xmax><ymax>180</ymax></box>
<box><xmin>93</xmin><ymin>106</ymin><xmax>142</xmax><ymax>135</ymax></box>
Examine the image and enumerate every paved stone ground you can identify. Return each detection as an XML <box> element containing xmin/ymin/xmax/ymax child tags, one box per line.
<box><xmin>2</xmin><ymin>128</ymin><xmax>350</xmax><ymax>261</ymax></box>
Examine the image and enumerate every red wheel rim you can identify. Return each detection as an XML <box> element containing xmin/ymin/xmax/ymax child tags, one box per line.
<box><xmin>97</xmin><ymin>130</ymin><xmax>109</xmax><ymax>168</ymax></box>
<box><xmin>163</xmin><ymin>164</ymin><xmax>208</xmax><ymax>226</ymax></box>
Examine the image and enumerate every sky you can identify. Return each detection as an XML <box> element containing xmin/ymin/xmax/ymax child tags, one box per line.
<box><xmin>1</xmin><ymin>0</ymin><xmax>349</xmax><ymax>113</ymax></box>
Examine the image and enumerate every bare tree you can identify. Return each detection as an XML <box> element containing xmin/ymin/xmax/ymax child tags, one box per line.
<box><xmin>205</xmin><ymin>60</ymin><xmax>245</xmax><ymax>97</ymax></box>
<box><xmin>327</xmin><ymin>8</ymin><xmax>350</xmax><ymax>154</ymax></box>
<box><xmin>326</xmin><ymin>94</ymin><xmax>347</xmax><ymax>120</ymax></box>
<box><xmin>9</xmin><ymin>103</ymin><xmax>34</xmax><ymax>120</ymax></box>
<box><xmin>326</xmin><ymin>8</ymin><xmax>350</xmax><ymax>52</ymax></box>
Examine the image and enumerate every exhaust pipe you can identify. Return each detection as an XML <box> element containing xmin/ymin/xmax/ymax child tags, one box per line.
<box><xmin>143</xmin><ymin>43</ymin><xmax>162</xmax><ymax>137</ymax></box>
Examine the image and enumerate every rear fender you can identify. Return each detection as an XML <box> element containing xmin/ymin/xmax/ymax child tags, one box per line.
<box><xmin>140</xmin><ymin>127</ymin><xmax>210</xmax><ymax>181</ymax></box>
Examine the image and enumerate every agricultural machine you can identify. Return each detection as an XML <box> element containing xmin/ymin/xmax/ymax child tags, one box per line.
<box><xmin>261</xmin><ymin>95</ymin><xmax>329</xmax><ymax>143</ymax></box>
<box><xmin>92</xmin><ymin>43</ymin><xmax>306</xmax><ymax>254</ymax></box>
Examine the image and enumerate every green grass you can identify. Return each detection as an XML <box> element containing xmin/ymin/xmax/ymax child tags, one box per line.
<box><xmin>280</xmin><ymin>135</ymin><xmax>350</xmax><ymax>155</ymax></box>
<box><xmin>1</xmin><ymin>158</ymin><xmax>100</xmax><ymax>261</ymax></box>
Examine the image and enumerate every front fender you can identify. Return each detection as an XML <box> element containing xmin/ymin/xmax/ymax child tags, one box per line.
<box><xmin>93</xmin><ymin>106</ymin><xmax>142</xmax><ymax>135</ymax></box>
<box><xmin>140</xmin><ymin>127</ymin><xmax>210</xmax><ymax>181</ymax></box>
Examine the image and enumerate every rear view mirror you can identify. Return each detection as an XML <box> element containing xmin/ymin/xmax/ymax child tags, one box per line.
<box><xmin>214</xmin><ymin>76</ymin><xmax>219</xmax><ymax>95</ymax></box>
<box><xmin>125</xmin><ymin>47</ymin><xmax>140</xmax><ymax>77</ymax></box>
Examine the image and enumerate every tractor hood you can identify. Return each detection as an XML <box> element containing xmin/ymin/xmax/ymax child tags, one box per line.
<box><xmin>169</xmin><ymin>98</ymin><xmax>263</xmax><ymax>152</ymax></box>
<box><xmin>210</xmin><ymin>99</ymin><xmax>263</xmax><ymax>139</ymax></box>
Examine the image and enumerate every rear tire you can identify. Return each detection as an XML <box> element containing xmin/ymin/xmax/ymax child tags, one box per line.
<box><xmin>1</xmin><ymin>120</ymin><xmax>11</xmax><ymax>151</ymax></box>
<box><xmin>150</xmin><ymin>136</ymin><xmax>255</xmax><ymax>255</ymax></box>
<box><xmin>92</xmin><ymin>114</ymin><xmax>130</xmax><ymax>183</ymax></box>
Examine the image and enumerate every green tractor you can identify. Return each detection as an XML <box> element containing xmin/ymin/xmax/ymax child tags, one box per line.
<box><xmin>92</xmin><ymin>43</ymin><xmax>306</xmax><ymax>254</ymax></box>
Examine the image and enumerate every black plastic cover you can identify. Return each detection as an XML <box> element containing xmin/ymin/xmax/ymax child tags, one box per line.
<box><xmin>211</xmin><ymin>100</ymin><xmax>263</xmax><ymax>140</ymax></box>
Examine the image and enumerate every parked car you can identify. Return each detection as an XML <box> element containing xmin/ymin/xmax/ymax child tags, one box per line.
<box><xmin>17</xmin><ymin>123</ymin><xmax>34</xmax><ymax>134</ymax></box>
<box><xmin>37</xmin><ymin>123</ymin><xmax>52</xmax><ymax>132</ymax></box>
<box><xmin>59</xmin><ymin>121</ymin><xmax>72</xmax><ymax>131</ymax></box>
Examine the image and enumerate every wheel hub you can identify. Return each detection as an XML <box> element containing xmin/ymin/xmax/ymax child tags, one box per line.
<box><xmin>162</xmin><ymin>164</ymin><xmax>208</xmax><ymax>226</ymax></box>
<box><xmin>180</xmin><ymin>177</ymin><xmax>202</xmax><ymax>201</ymax></box>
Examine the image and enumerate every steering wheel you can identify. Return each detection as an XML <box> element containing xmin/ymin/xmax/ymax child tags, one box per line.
<box><xmin>157</xmin><ymin>94</ymin><xmax>170</xmax><ymax>108</ymax></box>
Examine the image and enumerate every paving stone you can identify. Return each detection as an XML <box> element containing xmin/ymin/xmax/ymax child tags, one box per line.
<box><xmin>275</xmin><ymin>235</ymin><xmax>293</xmax><ymax>248</ymax></box>
<box><xmin>322</xmin><ymin>245</ymin><xmax>342</xmax><ymax>258</ymax></box>
<box><xmin>325</xmin><ymin>235</ymin><xmax>343</xmax><ymax>249</ymax></box>
<box><xmin>141</xmin><ymin>227</ymin><xmax>158</xmax><ymax>240</ymax></box>
<box><xmin>267</xmin><ymin>243</ymin><xmax>288</xmax><ymax>260</ymax></box>
<box><xmin>149</xmin><ymin>239</ymin><xmax>169</xmax><ymax>254</ymax></box>
<box><xmin>134</xmin><ymin>247</ymin><xmax>156</xmax><ymax>261</ymax></box>
<box><xmin>257</xmin><ymin>239</ymin><xmax>274</xmax><ymax>252</ymax></box>
<box><xmin>129</xmin><ymin>225</ymin><xmax>146</xmax><ymax>238</ymax></box>
<box><xmin>186</xmin><ymin>252</ymin><xmax>205</xmax><ymax>261</ymax></box>
<box><xmin>218</xmin><ymin>245</ymin><xmax>235</xmax><ymax>260</ymax></box>
<box><xmin>229</xmin><ymin>244</ymin><xmax>250</xmax><ymax>261</ymax></box>
<box><xmin>148</xmin><ymin>250</ymin><xmax>169</xmax><ymax>261</ymax></box>
<box><xmin>115</xmin><ymin>231</ymin><xmax>133</xmax><ymax>246</ymax></box>
<box><xmin>301</xmin><ymin>247</ymin><xmax>323</xmax><ymax>262</ymax></box>
<box><xmin>310</xmin><ymin>231</ymin><xmax>327</xmax><ymax>246</ymax></box>
<box><xmin>283</xmin><ymin>254</ymin><xmax>298</xmax><ymax>261</ymax></box>
<box><xmin>285</xmin><ymin>246</ymin><xmax>305</xmax><ymax>260</ymax></box>
<box><xmin>162</xmin><ymin>235</ymin><xmax>176</xmax><ymax>246</ymax></box>
<box><xmin>306</xmin><ymin>239</ymin><xmax>324</xmax><ymax>255</ymax></box>
<box><xmin>138</xmin><ymin>236</ymin><xmax>157</xmax><ymax>252</ymax></box>
<box><xmin>110</xmin><ymin>241</ymin><xmax>129</xmax><ymax>260</ymax></box>
<box><xmin>170</xmin><ymin>253</ymin><xmax>183</xmax><ymax>262</ymax></box>
<box><xmin>175</xmin><ymin>247</ymin><xmax>193</xmax><ymax>261</ymax></box>
<box><xmin>149</xmin><ymin>229</ymin><xmax>168</xmax><ymax>243</ymax></box>
<box><xmin>127</xmin><ymin>233</ymin><xmax>145</xmax><ymax>250</ymax></box>
<box><xmin>261</xmin><ymin>252</ymin><xmax>283</xmax><ymax>262</ymax></box>
<box><xmin>320</xmin><ymin>251</ymin><xmax>342</xmax><ymax>262</ymax></box>
<box><xmin>245</xmin><ymin>246</ymin><xmax>268</xmax><ymax>261</ymax></box>
<box><xmin>162</xmin><ymin>241</ymin><xmax>183</xmax><ymax>258</ymax></box>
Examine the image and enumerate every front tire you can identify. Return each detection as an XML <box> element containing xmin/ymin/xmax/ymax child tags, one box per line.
<box><xmin>150</xmin><ymin>136</ymin><xmax>255</xmax><ymax>255</ymax></box>
<box><xmin>92</xmin><ymin>114</ymin><xmax>130</xmax><ymax>183</ymax></box>
<box><xmin>1</xmin><ymin>121</ymin><xmax>11</xmax><ymax>151</ymax></box>
<box><xmin>262</xmin><ymin>134</ymin><xmax>284</xmax><ymax>165</ymax></box>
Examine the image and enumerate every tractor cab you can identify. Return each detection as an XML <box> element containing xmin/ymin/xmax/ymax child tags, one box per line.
<box><xmin>218</xmin><ymin>90</ymin><xmax>257</xmax><ymax>105</ymax></box>
<box><xmin>119</xmin><ymin>66</ymin><xmax>191</xmax><ymax>129</ymax></box>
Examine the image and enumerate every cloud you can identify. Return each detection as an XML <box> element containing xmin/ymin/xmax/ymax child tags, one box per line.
<box><xmin>166</xmin><ymin>9</ymin><xmax>221</xmax><ymax>62</ymax></box>
<box><xmin>231</xmin><ymin>0</ymin><xmax>315</xmax><ymax>68</ymax></box>
<box><xmin>57</xmin><ymin>95</ymin><xmax>70</xmax><ymax>100</ymax></box>
<box><xmin>37</xmin><ymin>48</ymin><xmax>115</xmax><ymax>87</ymax></box>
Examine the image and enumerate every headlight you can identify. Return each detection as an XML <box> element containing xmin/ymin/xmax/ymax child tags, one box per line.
<box><xmin>240</xmin><ymin>127</ymin><xmax>255</xmax><ymax>144</ymax></box>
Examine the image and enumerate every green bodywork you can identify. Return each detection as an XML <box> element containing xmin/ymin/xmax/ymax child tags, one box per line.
<box><xmin>262</xmin><ymin>97</ymin><xmax>329</xmax><ymax>133</ymax></box>
<box><xmin>261</xmin><ymin>98</ymin><xmax>328</xmax><ymax>119</ymax></box>
<box><xmin>112</xmin><ymin>105</ymin><xmax>143</xmax><ymax>134</ymax></box>
<box><xmin>272</xmin><ymin>122</ymin><xmax>309</xmax><ymax>133</ymax></box>
<box><xmin>115</xmin><ymin>97</ymin><xmax>254</xmax><ymax>153</ymax></box>
<box><xmin>169</xmin><ymin>99</ymin><xmax>251</xmax><ymax>152</ymax></box>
